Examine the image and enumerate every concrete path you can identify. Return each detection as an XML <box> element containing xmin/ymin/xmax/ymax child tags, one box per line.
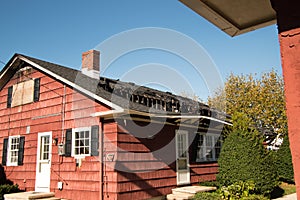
<box><xmin>274</xmin><ymin>193</ymin><xmax>297</xmax><ymax>200</ymax></box>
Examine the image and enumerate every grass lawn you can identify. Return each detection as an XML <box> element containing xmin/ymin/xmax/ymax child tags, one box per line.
<box><xmin>194</xmin><ymin>182</ymin><xmax>296</xmax><ymax>200</ymax></box>
<box><xmin>269</xmin><ymin>182</ymin><xmax>296</xmax><ymax>199</ymax></box>
<box><xmin>280</xmin><ymin>182</ymin><xmax>296</xmax><ymax>196</ymax></box>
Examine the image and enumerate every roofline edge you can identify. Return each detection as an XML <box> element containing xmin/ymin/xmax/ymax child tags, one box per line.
<box><xmin>17</xmin><ymin>55</ymin><xmax>124</xmax><ymax>112</ymax></box>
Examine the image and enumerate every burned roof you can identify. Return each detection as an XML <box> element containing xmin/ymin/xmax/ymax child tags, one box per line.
<box><xmin>1</xmin><ymin>53</ymin><xmax>230</xmax><ymax>122</ymax></box>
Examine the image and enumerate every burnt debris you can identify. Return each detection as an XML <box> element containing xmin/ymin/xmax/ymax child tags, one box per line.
<box><xmin>98</xmin><ymin>77</ymin><xmax>229</xmax><ymax>121</ymax></box>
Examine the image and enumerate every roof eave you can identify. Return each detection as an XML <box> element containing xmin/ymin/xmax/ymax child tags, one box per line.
<box><xmin>179</xmin><ymin>0</ymin><xmax>276</xmax><ymax>37</ymax></box>
<box><xmin>92</xmin><ymin>108</ymin><xmax>232</xmax><ymax>126</ymax></box>
<box><xmin>0</xmin><ymin>54</ymin><xmax>124</xmax><ymax>113</ymax></box>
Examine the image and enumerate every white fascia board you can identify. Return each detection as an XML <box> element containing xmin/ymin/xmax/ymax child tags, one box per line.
<box><xmin>91</xmin><ymin>109</ymin><xmax>125</xmax><ymax>117</ymax></box>
<box><xmin>153</xmin><ymin>114</ymin><xmax>232</xmax><ymax>126</ymax></box>
<box><xmin>18</xmin><ymin>55</ymin><xmax>124</xmax><ymax>112</ymax></box>
<box><xmin>0</xmin><ymin>57</ymin><xmax>18</xmax><ymax>80</ymax></box>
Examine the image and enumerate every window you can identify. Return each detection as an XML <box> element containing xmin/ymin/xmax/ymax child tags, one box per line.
<box><xmin>7</xmin><ymin>78</ymin><xmax>40</xmax><ymax>108</ymax></box>
<box><xmin>8</xmin><ymin>136</ymin><xmax>20</xmax><ymax>166</ymax></box>
<box><xmin>64</xmin><ymin>126</ymin><xmax>99</xmax><ymax>157</ymax></box>
<box><xmin>40</xmin><ymin>135</ymin><xmax>50</xmax><ymax>160</ymax></box>
<box><xmin>196</xmin><ymin>134</ymin><xmax>222</xmax><ymax>162</ymax></box>
<box><xmin>2</xmin><ymin>136</ymin><xmax>25</xmax><ymax>166</ymax></box>
<box><xmin>73</xmin><ymin>127</ymin><xmax>91</xmax><ymax>156</ymax></box>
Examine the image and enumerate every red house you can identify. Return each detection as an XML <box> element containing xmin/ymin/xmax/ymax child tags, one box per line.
<box><xmin>0</xmin><ymin>50</ymin><xmax>230</xmax><ymax>200</ymax></box>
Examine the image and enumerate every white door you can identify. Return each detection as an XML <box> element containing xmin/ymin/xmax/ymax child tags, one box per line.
<box><xmin>35</xmin><ymin>132</ymin><xmax>52</xmax><ymax>192</ymax></box>
<box><xmin>176</xmin><ymin>130</ymin><xmax>190</xmax><ymax>185</ymax></box>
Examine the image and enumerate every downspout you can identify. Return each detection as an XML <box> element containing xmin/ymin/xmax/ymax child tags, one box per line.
<box><xmin>58</xmin><ymin>84</ymin><xmax>66</xmax><ymax>179</ymax></box>
<box><xmin>61</xmin><ymin>84</ymin><xmax>66</xmax><ymax>141</ymax></box>
<box><xmin>99</xmin><ymin>117</ymin><xmax>104</xmax><ymax>200</ymax></box>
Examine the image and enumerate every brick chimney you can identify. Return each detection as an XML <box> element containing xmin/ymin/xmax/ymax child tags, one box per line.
<box><xmin>81</xmin><ymin>49</ymin><xmax>100</xmax><ymax>79</ymax></box>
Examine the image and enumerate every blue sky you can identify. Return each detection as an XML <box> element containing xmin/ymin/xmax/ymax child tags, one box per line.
<box><xmin>0</xmin><ymin>0</ymin><xmax>281</xmax><ymax>101</ymax></box>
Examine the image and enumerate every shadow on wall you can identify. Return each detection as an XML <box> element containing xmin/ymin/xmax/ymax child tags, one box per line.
<box><xmin>0</xmin><ymin>165</ymin><xmax>13</xmax><ymax>185</ymax></box>
<box><xmin>0</xmin><ymin>165</ymin><xmax>22</xmax><ymax>199</ymax></box>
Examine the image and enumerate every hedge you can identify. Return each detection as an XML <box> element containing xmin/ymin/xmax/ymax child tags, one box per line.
<box><xmin>217</xmin><ymin>113</ymin><xmax>279</xmax><ymax>195</ymax></box>
<box><xmin>0</xmin><ymin>184</ymin><xmax>20</xmax><ymax>200</ymax></box>
<box><xmin>274</xmin><ymin>135</ymin><xmax>294</xmax><ymax>183</ymax></box>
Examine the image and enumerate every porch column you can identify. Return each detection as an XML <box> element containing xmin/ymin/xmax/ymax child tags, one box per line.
<box><xmin>271</xmin><ymin>0</ymin><xmax>300</xmax><ymax>199</ymax></box>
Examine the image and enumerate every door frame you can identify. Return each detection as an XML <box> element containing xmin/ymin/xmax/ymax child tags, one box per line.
<box><xmin>35</xmin><ymin>131</ymin><xmax>52</xmax><ymax>192</ymax></box>
<box><xmin>175</xmin><ymin>130</ymin><xmax>190</xmax><ymax>185</ymax></box>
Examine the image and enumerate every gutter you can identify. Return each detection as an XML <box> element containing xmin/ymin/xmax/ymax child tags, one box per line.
<box><xmin>153</xmin><ymin>115</ymin><xmax>232</xmax><ymax>126</ymax></box>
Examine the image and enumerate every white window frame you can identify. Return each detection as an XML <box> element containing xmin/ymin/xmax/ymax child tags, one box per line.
<box><xmin>72</xmin><ymin>127</ymin><xmax>91</xmax><ymax>157</ymax></box>
<box><xmin>7</xmin><ymin>135</ymin><xmax>21</xmax><ymax>166</ymax></box>
<box><xmin>196</xmin><ymin>133</ymin><xmax>222</xmax><ymax>162</ymax></box>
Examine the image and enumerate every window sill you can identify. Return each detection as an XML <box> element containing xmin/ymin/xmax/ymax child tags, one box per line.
<box><xmin>73</xmin><ymin>155</ymin><xmax>89</xmax><ymax>159</ymax></box>
<box><xmin>192</xmin><ymin>160</ymin><xmax>218</xmax><ymax>164</ymax></box>
<box><xmin>6</xmin><ymin>163</ymin><xmax>18</xmax><ymax>167</ymax></box>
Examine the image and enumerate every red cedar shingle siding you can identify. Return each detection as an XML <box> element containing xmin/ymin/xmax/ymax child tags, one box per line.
<box><xmin>115</xmin><ymin>123</ymin><xmax>171</xmax><ymax>199</ymax></box>
<box><xmin>113</xmin><ymin>121</ymin><xmax>219</xmax><ymax>199</ymax></box>
<box><xmin>0</xmin><ymin>68</ymin><xmax>109</xmax><ymax>199</ymax></box>
<box><xmin>0</xmin><ymin>57</ymin><xmax>224</xmax><ymax>200</ymax></box>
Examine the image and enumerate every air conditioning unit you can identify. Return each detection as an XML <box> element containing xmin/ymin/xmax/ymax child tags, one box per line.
<box><xmin>58</xmin><ymin>143</ymin><xmax>65</xmax><ymax>156</ymax></box>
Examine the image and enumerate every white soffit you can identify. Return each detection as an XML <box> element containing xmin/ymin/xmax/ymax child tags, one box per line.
<box><xmin>179</xmin><ymin>0</ymin><xmax>276</xmax><ymax>36</ymax></box>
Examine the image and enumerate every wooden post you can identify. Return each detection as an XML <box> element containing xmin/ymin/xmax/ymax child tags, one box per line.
<box><xmin>279</xmin><ymin>27</ymin><xmax>300</xmax><ymax>199</ymax></box>
<box><xmin>271</xmin><ymin>0</ymin><xmax>300</xmax><ymax>198</ymax></box>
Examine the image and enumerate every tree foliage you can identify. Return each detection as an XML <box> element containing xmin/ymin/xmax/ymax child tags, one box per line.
<box><xmin>208</xmin><ymin>70</ymin><xmax>287</xmax><ymax>137</ymax></box>
<box><xmin>217</xmin><ymin>113</ymin><xmax>279</xmax><ymax>195</ymax></box>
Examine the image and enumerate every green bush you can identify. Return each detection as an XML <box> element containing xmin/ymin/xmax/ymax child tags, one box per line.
<box><xmin>217</xmin><ymin>113</ymin><xmax>279</xmax><ymax>195</ymax></box>
<box><xmin>0</xmin><ymin>184</ymin><xmax>20</xmax><ymax>200</ymax></box>
<box><xmin>193</xmin><ymin>192</ymin><xmax>222</xmax><ymax>200</ymax></box>
<box><xmin>219</xmin><ymin>181</ymin><xmax>256</xmax><ymax>199</ymax></box>
<box><xmin>274</xmin><ymin>136</ymin><xmax>294</xmax><ymax>183</ymax></box>
<box><xmin>199</xmin><ymin>180</ymin><xmax>219</xmax><ymax>188</ymax></box>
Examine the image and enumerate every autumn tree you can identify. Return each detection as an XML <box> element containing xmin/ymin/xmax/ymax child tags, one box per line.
<box><xmin>208</xmin><ymin>70</ymin><xmax>287</xmax><ymax>138</ymax></box>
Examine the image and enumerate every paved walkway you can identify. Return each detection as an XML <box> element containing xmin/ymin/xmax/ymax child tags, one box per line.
<box><xmin>274</xmin><ymin>193</ymin><xmax>297</xmax><ymax>200</ymax></box>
